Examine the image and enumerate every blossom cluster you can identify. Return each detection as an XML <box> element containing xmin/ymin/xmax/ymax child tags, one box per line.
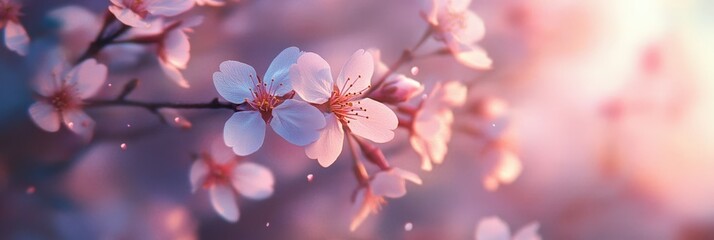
<box><xmin>18</xmin><ymin>0</ymin><xmax>529</xmax><ymax>234</ymax></box>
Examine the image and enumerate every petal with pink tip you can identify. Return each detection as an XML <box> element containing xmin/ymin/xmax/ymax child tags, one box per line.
<box><xmin>513</xmin><ymin>222</ymin><xmax>541</xmax><ymax>240</ymax></box>
<box><xmin>158</xmin><ymin>58</ymin><xmax>190</xmax><ymax>88</ymax></box>
<box><xmin>289</xmin><ymin>52</ymin><xmax>333</xmax><ymax>104</ymax></box>
<box><xmin>29</xmin><ymin>102</ymin><xmax>61</xmax><ymax>132</ymax></box>
<box><xmin>232</xmin><ymin>162</ymin><xmax>274</xmax><ymax>200</ymax></box>
<box><xmin>147</xmin><ymin>0</ymin><xmax>194</xmax><ymax>17</ymax></box>
<box><xmin>4</xmin><ymin>21</ymin><xmax>29</xmax><ymax>56</ymax></box>
<box><xmin>270</xmin><ymin>99</ymin><xmax>326</xmax><ymax>146</ymax></box>
<box><xmin>209</xmin><ymin>184</ymin><xmax>239</xmax><ymax>222</ymax></box>
<box><xmin>475</xmin><ymin>216</ymin><xmax>511</xmax><ymax>240</ymax></box>
<box><xmin>67</xmin><ymin>59</ymin><xmax>108</xmax><ymax>99</ymax></box>
<box><xmin>213</xmin><ymin>60</ymin><xmax>258</xmax><ymax>104</ymax></box>
<box><xmin>305</xmin><ymin>114</ymin><xmax>344</xmax><ymax>168</ymax></box>
<box><xmin>336</xmin><ymin>49</ymin><xmax>374</xmax><ymax>96</ymax></box>
<box><xmin>162</xmin><ymin>29</ymin><xmax>190</xmax><ymax>69</ymax></box>
<box><xmin>346</xmin><ymin>98</ymin><xmax>397</xmax><ymax>143</ymax></box>
<box><xmin>62</xmin><ymin>109</ymin><xmax>95</xmax><ymax>140</ymax></box>
<box><xmin>392</xmin><ymin>168</ymin><xmax>423</xmax><ymax>185</ymax></box>
<box><xmin>264</xmin><ymin>47</ymin><xmax>301</xmax><ymax>96</ymax></box>
<box><xmin>189</xmin><ymin>159</ymin><xmax>209</xmax><ymax>193</ymax></box>
<box><xmin>371</xmin><ymin>171</ymin><xmax>406</xmax><ymax>198</ymax></box>
<box><xmin>108</xmin><ymin>5</ymin><xmax>150</xmax><ymax>28</ymax></box>
<box><xmin>224</xmin><ymin>111</ymin><xmax>266</xmax><ymax>156</ymax></box>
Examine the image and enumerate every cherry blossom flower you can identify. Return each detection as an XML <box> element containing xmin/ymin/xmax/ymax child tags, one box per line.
<box><xmin>214</xmin><ymin>47</ymin><xmax>325</xmax><ymax>156</ymax></box>
<box><xmin>422</xmin><ymin>0</ymin><xmax>492</xmax><ymax>69</ymax></box>
<box><xmin>409</xmin><ymin>81</ymin><xmax>467</xmax><ymax>171</ymax></box>
<box><xmin>482</xmin><ymin>148</ymin><xmax>522</xmax><ymax>192</ymax></box>
<box><xmin>475</xmin><ymin>216</ymin><xmax>541</xmax><ymax>240</ymax></box>
<box><xmin>156</xmin><ymin>16</ymin><xmax>202</xmax><ymax>88</ymax></box>
<box><xmin>28</xmin><ymin>59</ymin><xmax>108</xmax><ymax>139</ymax></box>
<box><xmin>109</xmin><ymin>0</ymin><xmax>194</xmax><ymax>28</ymax></box>
<box><xmin>0</xmin><ymin>0</ymin><xmax>29</xmax><ymax>56</ymax></box>
<box><xmin>194</xmin><ymin>0</ymin><xmax>225</xmax><ymax>7</ymax></box>
<box><xmin>351</xmin><ymin>167</ymin><xmax>422</xmax><ymax>231</ymax></box>
<box><xmin>290</xmin><ymin>49</ymin><xmax>399</xmax><ymax>167</ymax></box>
<box><xmin>190</xmin><ymin>142</ymin><xmax>274</xmax><ymax>222</ymax></box>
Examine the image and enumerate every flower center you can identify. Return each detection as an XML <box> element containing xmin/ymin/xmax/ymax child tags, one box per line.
<box><xmin>0</xmin><ymin>1</ymin><xmax>20</xmax><ymax>26</ymax></box>
<box><xmin>201</xmin><ymin>154</ymin><xmax>236</xmax><ymax>189</ymax></box>
<box><xmin>49</xmin><ymin>85</ymin><xmax>79</xmax><ymax>111</ymax></box>
<box><xmin>328</xmin><ymin>75</ymin><xmax>371</xmax><ymax>125</ymax></box>
<box><xmin>245</xmin><ymin>75</ymin><xmax>287</xmax><ymax>122</ymax></box>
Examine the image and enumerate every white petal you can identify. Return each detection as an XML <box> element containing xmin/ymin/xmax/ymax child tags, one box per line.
<box><xmin>147</xmin><ymin>0</ymin><xmax>194</xmax><ymax>17</ymax></box>
<box><xmin>189</xmin><ymin>159</ymin><xmax>209</xmax><ymax>193</ymax></box>
<box><xmin>209</xmin><ymin>184</ymin><xmax>239</xmax><ymax>222</ymax></box>
<box><xmin>409</xmin><ymin>136</ymin><xmax>433</xmax><ymax>171</ymax></box>
<box><xmin>4</xmin><ymin>21</ymin><xmax>29</xmax><ymax>56</ymax></box>
<box><xmin>159</xmin><ymin>58</ymin><xmax>190</xmax><ymax>88</ymax></box>
<box><xmin>495</xmin><ymin>150</ymin><xmax>522</xmax><ymax>184</ymax></box>
<box><xmin>162</xmin><ymin>29</ymin><xmax>190</xmax><ymax>69</ymax></box>
<box><xmin>350</xmin><ymin>188</ymin><xmax>370</xmax><ymax>232</ymax></box>
<box><xmin>449</xmin><ymin>42</ymin><xmax>492</xmax><ymax>70</ymax></box>
<box><xmin>446</xmin><ymin>0</ymin><xmax>472</xmax><ymax>13</ymax></box>
<box><xmin>513</xmin><ymin>222</ymin><xmax>541</xmax><ymax>240</ymax></box>
<box><xmin>346</xmin><ymin>98</ymin><xmax>398</xmax><ymax>143</ymax></box>
<box><xmin>195</xmin><ymin>0</ymin><xmax>225</xmax><ymax>6</ymax></box>
<box><xmin>336</xmin><ymin>49</ymin><xmax>374</xmax><ymax>96</ymax></box>
<box><xmin>455</xmin><ymin>11</ymin><xmax>485</xmax><ymax>44</ymax></box>
<box><xmin>213</xmin><ymin>60</ymin><xmax>258</xmax><ymax>104</ymax></box>
<box><xmin>305</xmin><ymin>114</ymin><xmax>344</xmax><ymax>167</ymax></box>
<box><xmin>289</xmin><ymin>52</ymin><xmax>333</xmax><ymax>104</ymax></box>
<box><xmin>264</xmin><ymin>46</ymin><xmax>301</xmax><ymax>96</ymax></box>
<box><xmin>224</xmin><ymin>111</ymin><xmax>266</xmax><ymax>156</ymax></box>
<box><xmin>392</xmin><ymin>168</ymin><xmax>423</xmax><ymax>185</ymax></box>
<box><xmin>28</xmin><ymin>102</ymin><xmax>60</xmax><ymax>132</ymax></box>
<box><xmin>371</xmin><ymin>171</ymin><xmax>406</xmax><ymax>198</ymax></box>
<box><xmin>66</xmin><ymin>59</ymin><xmax>108</xmax><ymax>99</ymax></box>
<box><xmin>232</xmin><ymin>162</ymin><xmax>274</xmax><ymax>200</ymax></box>
<box><xmin>475</xmin><ymin>216</ymin><xmax>511</xmax><ymax>240</ymax></box>
<box><xmin>108</xmin><ymin>5</ymin><xmax>150</xmax><ymax>28</ymax></box>
<box><xmin>270</xmin><ymin>99</ymin><xmax>326</xmax><ymax>146</ymax></box>
<box><xmin>439</xmin><ymin>81</ymin><xmax>467</xmax><ymax>107</ymax></box>
<box><xmin>62</xmin><ymin>109</ymin><xmax>95</xmax><ymax>140</ymax></box>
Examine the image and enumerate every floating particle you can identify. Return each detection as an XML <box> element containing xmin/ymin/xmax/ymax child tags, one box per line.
<box><xmin>26</xmin><ymin>186</ymin><xmax>35</xmax><ymax>194</ymax></box>
<box><xmin>266</xmin><ymin>222</ymin><xmax>270</xmax><ymax>227</ymax></box>
<box><xmin>307</xmin><ymin>174</ymin><xmax>314</xmax><ymax>182</ymax></box>
<box><xmin>410</xmin><ymin>66</ymin><xmax>419</xmax><ymax>76</ymax></box>
<box><xmin>67</xmin><ymin>122</ymin><xmax>74</xmax><ymax>128</ymax></box>
<box><xmin>404</xmin><ymin>222</ymin><xmax>413</xmax><ymax>231</ymax></box>
<box><xmin>120</xmin><ymin>143</ymin><xmax>127</xmax><ymax>150</ymax></box>
<box><xmin>108</xmin><ymin>83</ymin><xmax>112</xmax><ymax>87</ymax></box>
<box><xmin>127</xmin><ymin>124</ymin><xmax>131</xmax><ymax>128</ymax></box>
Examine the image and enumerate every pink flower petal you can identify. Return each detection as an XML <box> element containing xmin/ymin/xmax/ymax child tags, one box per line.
<box><xmin>158</xmin><ymin>58</ymin><xmax>190</xmax><ymax>88</ymax></box>
<box><xmin>210</xmin><ymin>138</ymin><xmax>237</xmax><ymax>165</ymax></box>
<box><xmin>372</xmin><ymin>170</ymin><xmax>407</xmax><ymax>198</ymax></box>
<box><xmin>457</xmin><ymin>11</ymin><xmax>486</xmax><ymax>44</ymax></box>
<box><xmin>108</xmin><ymin>5</ymin><xmax>150</xmax><ymax>28</ymax></box>
<box><xmin>213</xmin><ymin>60</ymin><xmax>258</xmax><ymax>104</ymax></box>
<box><xmin>305</xmin><ymin>113</ymin><xmax>345</xmax><ymax>167</ymax></box>
<box><xmin>445</xmin><ymin>0</ymin><xmax>472</xmax><ymax>13</ymax></box>
<box><xmin>162</xmin><ymin>29</ymin><xmax>190</xmax><ymax>69</ymax></box>
<box><xmin>67</xmin><ymin>59</ymin><xmax>108</xmax><ymax>99</ymax></box>
<box><xmin>346</xmin><ymin>98</ymin><xmax>397</xmax><ymax>143</ymax></box>
<box><xmin>449</xmin><ymin>42</ymin><xmax>492</xmax><ymax>70</ymax></box>
<box><xmin>494</xmin><ymin>150</ymin><xmax>522</xmax><ymax>184</ymax></box>
<box><xmin>409</xmin><ymin>137</ymin><xmax>433</xmax><ymax>171</ymax></box>
<box><xmin>270</xmin><ymin>99</ymin><xmax>326</xmax><ymax>146</ymax></box>
<box><xmin>475</xmin><ymin>216</ymin><xmax>511</xmax><ymax>240</ymax></box>
<box><xmin>512</xmin><ymin>222</ymin><xmax>541</xmax><ymax>240</ymax></box>
<box><xmin>194</xmin><ymin>0</ymin><xmax>225</xmax><ymax>6</ymax></box>
<box><xmin>367</xmin><ymin>48</ymin><xmax>389</xmax><ymax>80</ymax></box>
<box><xmin>350</xmin><ymin>188</ymin><xmax>372</xmax><ymax>232</ymax></box>
<box><xmin>62</xmin><ymin>109</ymin><xmax>95</xmax><ymax>140</ymax></box>
<box><xmin>336</xmin><ymin>49</ymin><xmax>374</xmax><ymax>96</ymax></box>
<box><xmin>289</xmin><ymin>52</ymin><xmax>333</xmax><ymax>104</ymax></box>
<box><xmin>263</xmin><ymin>47</ymin><xmax>301</xmax><ymax>96</ymax></box>
<box><xmin>224</xmin><ymin>111</ymin><xmax>266</xmax><ymax>156</ymax></box>
<box><xmin>232</xmin><ymin>162</ymin><xmax>274</xmax><ymax>200</ymax></box>
<box><xmin>146</xmin><ymin>0</ymin><xmax>194</xmax><ymax>17</ymax></box>
<box><xmin>189</xmin><ymin>158</ymin><xmax>209</xmax><ymax>192</ymax></box>
<box><xmin>4</xmin><ymin>21</ymin><xmax>29</xmax><ymax>56</ymax></box>
<box><xmin>28</xmin><ymin>102</ymin><xmax>60</xmax><ymax>132</ymax></box>
<box><xmin>392</xmin><ymin>168</ymin><xmax>423</xmax><ymax>185</ymax></box>
<box><xmin>209</xmin><ymin>184</ymin><xmax>239</xmax><ymax>222</ymax></box>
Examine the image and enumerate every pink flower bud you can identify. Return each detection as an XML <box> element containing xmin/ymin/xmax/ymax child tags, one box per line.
<box><xmin>370</xmin><ymin>74</ymin><xmax>424</xmax><ymax>104</ymax></box>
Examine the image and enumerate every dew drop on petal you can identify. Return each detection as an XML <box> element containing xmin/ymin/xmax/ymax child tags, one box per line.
<box><xmin>410</xmin><ymin>66</ymin><xmax>419</xmax><ymax>76</ymax></box>
<box><xmin>120</xmin><ymin>143</ymin><xmax>127</xmax><ymax>150</ymax></box>
<box><xmin>307</xmin><ymin>174</ymin><xmax>314</xmax><ymax>182</ymax></box>
<box><xmin>26</xmin><ymin>186</ymin><xmax>35</xmax><ymax>194</ymax></box>
<box><xmin>404</xmin><ymin>222</ymin><xmax>413</xmax><ymax>231</ymax></box>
